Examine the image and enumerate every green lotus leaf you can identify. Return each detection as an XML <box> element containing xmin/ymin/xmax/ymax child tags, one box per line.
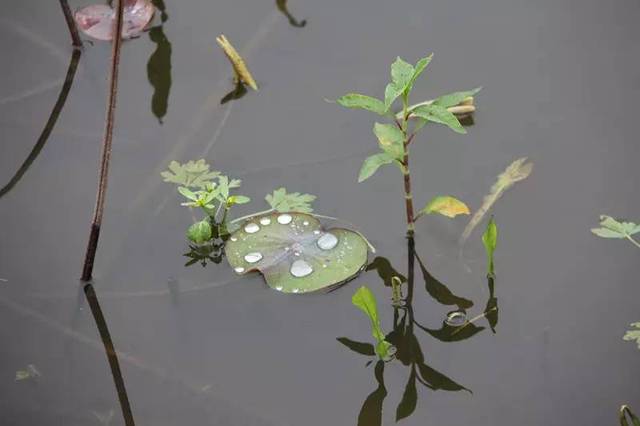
<box><xmin>225</xmin><ymin>212</ymin><xmax>369</xmax><ymax>293</ymax></box>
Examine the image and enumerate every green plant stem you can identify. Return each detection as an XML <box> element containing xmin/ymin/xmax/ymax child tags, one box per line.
<box><xmin>626</xmin><ymin>235</ymin><xmax>640</xmax><ymax>249</ymax></box>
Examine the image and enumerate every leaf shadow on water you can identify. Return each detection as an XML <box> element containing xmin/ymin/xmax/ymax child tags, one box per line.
<box><xmin>220</xmin><ymin>81</ymin><xmax>248</xmax><ymax>105</ymax></box>
<box><xmin>0</xmin><ymin>48</ymin><xmax>81</xmax><ymax>200</ymax></box>
<box><xmin>339</xmin><ymin>237</ymin><xmax>495</xmax><ymax>425</ymax></box>
<box><xmin>146</xmin><ymin>0</ymin><xmax>172</xmax><ymax>124</ymax></box>
<box><xmin>276</xmin><ymin>0</ymin><xmax>307</xmax><ymax>28</ymax></box>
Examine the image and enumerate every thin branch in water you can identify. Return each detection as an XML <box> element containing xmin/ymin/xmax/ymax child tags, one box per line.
<box><xmin>81</xmin><ymin>0</ymin><xmax>125</xmax><ymax>281</ymax></box>
<box><xmin>58</xmin><ymin>0</ymin><xmax>83</xmax><ymax>47</ymax></box>
<box><xmin>0</xmin><ymin>49</ymin><xmax>82</xmax><ymax>199</ymax></box>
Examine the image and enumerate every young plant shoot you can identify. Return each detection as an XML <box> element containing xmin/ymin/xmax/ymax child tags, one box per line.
<box><xmin>337</xmin><ymin>54</ymin><xmax>479</xmax><ymax>235</ymax></box>
<box><xmin>482</xmin><ymin>216</ymin><xmax>498</xmax><ymax>278</ymax></box>
<box><xmin>591</xmin><ymin>215</ymin><xmax>640</xmax><ymax>249</ymax></box>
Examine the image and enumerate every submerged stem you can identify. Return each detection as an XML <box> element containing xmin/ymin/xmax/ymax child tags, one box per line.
<box><xmin>626</xmin><ymin>235</ymin><xmax>640</xmax><ymax>249</ymax></box>
<box><xmin>81</xmin><ymin>0</ymin><xmax>125</xmax><ymax>282</ymax></box>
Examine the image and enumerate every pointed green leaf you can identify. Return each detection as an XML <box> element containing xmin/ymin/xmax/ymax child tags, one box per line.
<box><xmin>384</xmin><ymin>83</ymin><xmax>402</xmax><ymax>109</ymax></box>
<box><xmin>352</xmin><ymin>286</ymin><xmax>392</xmax><ymax>359</ymax></box>
<box><xmin>177</xmin><ymin>186</ymin><xmax>198</xmax><ymax>201</ymax></box>
<box><xmin>411</xmin><ymin>104</ymin><xmax>466</xmax><ymax>134</ymax></box>
<box><xmin>407</xmin><ymin>54</ymin><xmax>433</xmax><ymax>90</ymax></box>
<box><xmin>390</xmin><ymin>57</ymin><xmax>414</xmax><ymax>91</ymax></box>
<box><xmin>482</xmin><ymin>217</ymin><xmax>498</xmax><ymax>277</ymax></box>
<box><xmin>336</xmin><ymin>93</ymin><xmax>386</xmax><ymax>115</ymax></box>
<box><xmin>358</xmin><ymin>152</ymin><xmax>398</xmax><ymax>183</ymax></box>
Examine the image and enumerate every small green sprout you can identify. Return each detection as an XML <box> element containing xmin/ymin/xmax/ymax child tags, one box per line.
<box><xmin>336</xmin><ymin>54</ymin><xmax>480</xmax><ymax>235</ymax></box>
<box><xmin>351</xmin><ymin>286</ymin><xmax>394</xmax><ymax>360</ymax></box>
<box><xmin>592</xmin><ymin>215</ymin><xmax>640</xmax><ymax>249</ymax></box>
<box><xmin>482</xmin><ymin>216</ymin><xmax>498</xmax><ymax>278</ymax></box>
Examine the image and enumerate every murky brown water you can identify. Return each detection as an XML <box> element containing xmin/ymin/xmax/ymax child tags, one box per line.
<box><xmin>2</xmin><ymin>0</ymin><xmax>640</xmax><ymax>424</ymax></box>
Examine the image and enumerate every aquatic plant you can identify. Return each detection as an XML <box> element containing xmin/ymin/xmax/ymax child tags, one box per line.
<box><xmin>620</xmin><ymin>405</ymin><xmax>640</xmax><ymax>426</ymax></box>
<box><xmin>460</xmin><ymin>157</ymin><xmax>532</xmax><ymax>244</ymax></box>
<box><xmin>482</xmin><ymin>216</ymin><xmax>498</xmax><ymax>278</ymax></box>
<box><xmin>623</xmin><ymin>323</ymin><xmax>640</xmax><ymax>350</ymax></box>
<box><xmin>350</xmin><ymin>286</ymin><xmax>394</xmax><ymax>359</ymax></box>
<box><xmin>216</xmin><ymin>34</ymin><xmax>258</xmax><ymax>91</ymax></box>
<box><xmin>592</xmin><ymin>215</ymin><xmax>640</xmax><ymax>249</ymax></box>
<box><xmin>336</xmin><ymin>55</ymin><xmax>478</xmax><ymax>235</ymax></box>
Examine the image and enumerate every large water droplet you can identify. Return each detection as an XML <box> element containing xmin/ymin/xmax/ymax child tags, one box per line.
<box><xmin>303</xmin><ymin>221</ymin><xmax>309</xmax><ymax>226</ymax></box>
<box><xmin>277</xmin><ymin>214</ymin><xmax>293</xmax><ymax>225</ymax></box>
<box><xmin>244</xmin><ymin>252</ymin><xmax>263</xmax><ymax>263</ymax></box>
<box><xmin>290</xmin><ymin>260</ymin><xmax>313</xmax><ymax>277</ymax></box>
<box><xmin>317</xmin><ymin>233</ymin><xmax>339</xmax><ymax>250</ymax></box>
<box><xmin>275</xmin><ymin>286</ymin><xmax>283</xmax><ymax>291</ymax></box>
<box><xmin>445</xmin><ymin>310</ymin><xmax>467</xmax><ymax>327</ymax></box>
<box><xmin>260</xmin><ymin>217</ymin><xmax>271</xmax><ymax>226</ymax></box>
<box><xmin>313</xmin><ymin>230</ymin><xmax>321</xmax><ymax>235</ymax></box>
<box><xmin>244</xmin><ymin>223</ymin><xmax>260</xmax><ymax>233</ymax></box>
<box><xmin>230</xmin><ymin>236</ymin><xmax>238</xmax><ymax>242</ymax></box>
<box><xmin>292</xmin><ymin>288</ymin><xmax>300</xmax><ymax>293</ymax></box>
<box><xmin>234</xmin><ymin>267</ymin><xmax>245</xmax><ymax>274</ymax></box>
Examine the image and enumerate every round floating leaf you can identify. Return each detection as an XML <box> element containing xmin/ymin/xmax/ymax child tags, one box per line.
<box><xmin>225</xmin><ymin>212</ymin><xmax>369</xmax><ymax>293</ymax></box>
<box><xmin>74</xmin><ymin>0</ymin><xmax>155</xmax><ymax>41</ymax></box>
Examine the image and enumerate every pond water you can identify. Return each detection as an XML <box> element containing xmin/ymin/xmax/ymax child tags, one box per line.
<box><xmin>1</xmin><ymin>0</ymin><xmax>640</xmax><ymax>425</ymax></box>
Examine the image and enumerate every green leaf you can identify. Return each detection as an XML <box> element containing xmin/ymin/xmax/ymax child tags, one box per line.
<box><xmin>411</xmin><ymin>104</ymin><xmax>466</xmax><ymax>134</ymax></box>
<box><xmin>407</xmin><ymin>54</ymin><xmax>433</xmax><ymax>92</ymax></box>
<box><xmin>161</xmin><ymin>159</ymin><xmax>220</xmax><ymax>188</ymax></box>
<box><xmin>177</xmin><ymin>186</ymin><xmax>198</xmax><ymax>201</ymax></box>
<box><xmin>187</xmin><ymin>220</ymin><xmax>212</xmax><ymax>244</ymax></box>
<box><xmin>482</xmin><ymin>217</ymin><xmax>498</xmax><ymax>277</ymax></box>
<box><xmin>336</xmin><ymin>93</ymin><xmax>386</xmax><ymax>115</ymax></box>
<box><xmin>419</xmin><ymin>195</ymin><xmax>470</xmax><ymax>219</ymax></box>
<box><xmin>433</xmin><ymin>87</ymin><xmax>482</xmax><ymax>108</ymax></box>
<box><xmin>623</xmin><ymin>322</ymin><xmax>640</xmax><ymax>350</ymax></box>
<box><xmin>358</xmin><ymin>152</ymin><xmax>398</xmax><ymax>183</ymax></box>
<box><xmin>373</xmin><ymin>123</ymin><xmax>404</xmax><ymax>160</ymax></box>
<box><xmin>352</xmin><ymin>286</ymin><xmax>392</xmax><ymax>359</ymax></box>
<box><xmin>390</xmin><ymin>57</ymin><xmax>414</xmax><ymax>92</ymax></box>
<box><xmin>592</xmin><ymin>215</ymin><xmax>640</xmax><ymax>239</ymax></box>
<box><xmin>384</xmin><ymin>83</ymin><xmax>403</xmax><ymax>110</ymax></box>
<box><xmin>228</xmin><ymin>195</ymin><xmax>251</xmax><ymax>205</ymax></box>
<box><xmin>225</xmin><ymin>213</ymin><xmax>369</xmax><ymax>294</ymax></box>
<box><xmin>620</xmin><ymin>405</ymin><xmax>640</xmax><ymax>426</ymax></box>
<box><xmin>265</xmin><ymin>188</ymin><xmax>316</xmax><ymax>213</ymax></box>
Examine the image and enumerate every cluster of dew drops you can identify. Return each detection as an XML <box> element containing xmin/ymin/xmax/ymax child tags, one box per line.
<box><xmin>230</xmin><ymin>214</ymin><xmax>340</xmax><ymax>285</ymax></box>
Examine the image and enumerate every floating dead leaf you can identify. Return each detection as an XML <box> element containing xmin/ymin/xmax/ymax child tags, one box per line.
<box><xmin>74</xmin><ymin>0</ymin><xmax>155</xmax><ymax>41</ymax></box>
<box><xmin>216</xmin><ymin>34</ymin><xmax>258</xmax><ymax>91</ymax></box>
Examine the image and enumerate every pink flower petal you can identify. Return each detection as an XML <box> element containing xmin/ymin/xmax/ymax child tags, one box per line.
<box><xmin>74</xmin><ymin>0</ymin><xmax>155</xmax><ymax>41</ymax></box>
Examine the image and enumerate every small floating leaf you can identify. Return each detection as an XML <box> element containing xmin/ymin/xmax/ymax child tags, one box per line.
<box><xmin>265</xmin><ymin>188</ymin><xmax>316</xmax><ymax>213</ymax></box>
<box><xmin>358</xmin><ymin>152</ymin><xmax>399</xmax><ymax>183</ymax></box>
<box><xmin>460</xmin><ymin>157</ymin><xmax>533</xmax><ymax>244</ymax></box>
<box><xmin>216</xmin><ymin>34</ymin><xmax>258</xmax><ymax>91</ymax></box>
<box><xmin>336</xmin><ymin>94</ymin><xmax>386</xmax><ymax>115</ymax></box>
<box><xmin>419</xmin><ymin>195</ymin><xmax>470</xmax><ymax>219</ymax></box>
<box><xmin>74</xmin><ymin>0</ymin><xmax>155</xmax><ymax>41</ymax></box>
<box><xmin>623</xmin><ymin>322</ymin><xmax>640</xmax><ymax>350</ymax></box>
<box><xmin>225</xmin><ymin>213</ymin><xmax>368</xmax><ymax>293</ymax></box>
<box><xmin>15</xmin><ymin>364</ymin><xmax>40</xmax><ymax>381</ymax></box>
<box><xmin>482</xmin><ymin>217</ymin><xmax>498</xmax><ymax>277</ymax></box>
<box><xmin>352</xmin><ymin>286</ymin><xmax>393</xmax><ymax>359</ymax></box>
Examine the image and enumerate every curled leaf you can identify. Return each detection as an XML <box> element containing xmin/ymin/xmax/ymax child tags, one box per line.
<box><xmin>216</xmin><ymin>34</ymin><xmax>258</xmax><ymax>91</ymax></box>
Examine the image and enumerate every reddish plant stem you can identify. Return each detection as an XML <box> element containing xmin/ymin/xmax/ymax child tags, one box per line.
<box><xmin>81</xmin><ymin>0</ymin><xmax>125</xmax><ymax>282</ymax></box>
<box><xmin>403</xmin><ymin>133</ymin><xmax>415</xmax><ymax>236</ymax></box>
<box><xmin>58</xmin><ymin>0</ymin><xmax>83</xmax><ymax>48</ymax></box>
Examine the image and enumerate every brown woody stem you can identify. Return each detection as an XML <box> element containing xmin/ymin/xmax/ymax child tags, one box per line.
<box><xmin>58</xmin><ymin>0</ymin><xmax>83</xmax><ymax>48</ymax></box>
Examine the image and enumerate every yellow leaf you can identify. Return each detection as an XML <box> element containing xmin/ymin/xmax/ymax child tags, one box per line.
<box><xmin>216</xmin><ymin>34</ymin><xmax>258</xmax><ymax>91</ymax></box>
<box><xmin>421</xmin><ymin>195</ymin><xmax>470</xmax><ymax>218</ymax></box>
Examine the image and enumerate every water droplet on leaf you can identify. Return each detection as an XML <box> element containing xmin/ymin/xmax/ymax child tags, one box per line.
<box><xmin>234</xmin><ymin>267</ymin><xmax>245</xmax><ymax>274</ymax></box>
<box><xmin>317</xmin><ymin>233</ymin><xmax>339</xmax><ymax>250</ymax></box>
<box><xmin>445</xmin><ymin>310</ymin><xmax>467</xmax><ymax>327</ymax></box>
<box><xmin>244</xmin><ymin>252</ymin><xmax>263</xmax><ymax>263</ymax></box>
<box><xmin>244</xmin><ymin>223</ymin><xmax>260</xmax><ymax>233</ymax></box>
<box><xmin>260</xmin><ymin>217</ymin><xmax>272</xmax><ymax>226</ymax></box>
<box><xmin>277</xmin><ymin>214</ymin><xmax>293</xmax><ymax>225</ymax></box>
<box><xmin>290</xmin><ymin>260</ymin><xmax>313</xmax><ymax>278</ymax></box>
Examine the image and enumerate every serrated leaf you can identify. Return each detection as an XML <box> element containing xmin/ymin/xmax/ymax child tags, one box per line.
<box><xmin>358</xmin><ymin>152</ymin><xmax>398</xmax><ymax>183</ymax></box>
<box><xmin>161</xmin><ymin>159</ymin><xmax>220</xmax><ymax>188</ymax></box>
<box><xmin>623</xmin><ymin>322</ymin><xmax>640</xmax><ymax>350</ymax></box>
<box><xmin>411</xmin><ymin>104</ymin><xmax>466</xmax><ymax>134</ymax></box>
<box><xmin>419</xmin><ymin>195</ymin><xmax>470</xmax><ymax>218</ymax></box>
<box><xmin>592</xmin><ymin>215</ymin><xmax>640</xmax><ymax>239</ymax></box>
<box><xmin>336</xmin><ymin>93</ymin><xmax>386</xmax><ymax>115</ymax></box>
<box><xmin>373</xmin><ymin>123</ymin><xmax>404</xmax><ymax>160</ymax></box>
<box><xmin>265</xmin><ymin>187</ymin><xmax>316</xmax><ymax>213</ymax></box>
<box><xmin>433</xmin><ymin>87</ymin><xmax>482</xmax><ymax>108</ymax></box>
<box><xmin>187</xmin><ymin>220</ymin><xmax>212</xmax><ymax>244</ymax></box>
<box><xmin>482</xmin><ymin>217</ymin><xmax>498</xmax><ymax>277</ymax></box>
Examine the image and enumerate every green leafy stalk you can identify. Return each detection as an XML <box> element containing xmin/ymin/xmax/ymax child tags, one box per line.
<box><xmin>482</xmin><ymin>216</ymin><xmax>498</xmax><ymax>278</ymax></box>
<box><xmin>352</xmin><ymin>286</ymin><xmax>393</xmax><ymax>360</ymax></box>
<box><xmin>336</xmin><ymin>54</ymin><xmax>477</xmax><ymax>235</ymax></box>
